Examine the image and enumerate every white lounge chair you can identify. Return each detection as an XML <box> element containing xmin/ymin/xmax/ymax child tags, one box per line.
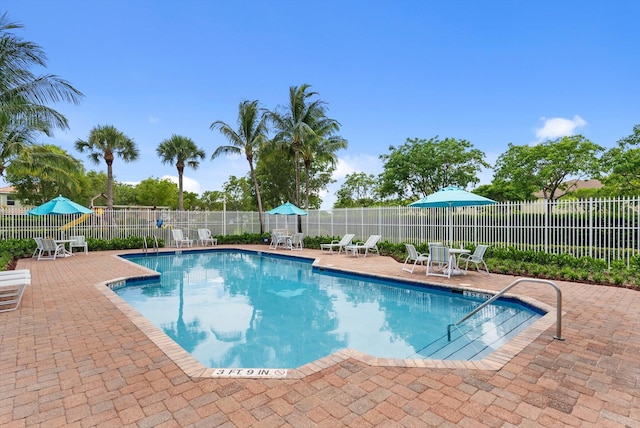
<box><xmin>171</xmin><ymin>229</ymin><xmax>193</xmax><ymax>248</ymax></box>
<box><xmin>458</xmin><ymin>244</ymin><xmax>490</xmax><ymax>274</ymax></box>
<box><xmin>320</xmin><ymin>233</ymin><xmax>355</xmax><ymax>254</ymax></box>
<box><xmin>197</xmin><ymin>229</ymin><xmax>217</xmax><ymax>246</ymax></box>
<box><xmin>345</xmin><ymin>235</ymin><xmax>381</xmax><ymax>257</ymax></box>
<box><xmin>0</xmin><ymin>270</ymin><xmax>30</xmax><ymax>313</ymax></box>
<box><xmin>426</xmin><ymin>245</ymin><xmax>455</xmax><ymax>278</ymax></box>
<box><xmin>290</xmin><ymin>232</ymin><xmax>304</xmax><ymax>250</ymax></box>
<box><xmin>402</xmin><ymin>243</ymin><xmax>429</xmax><ymax>273</ymax></box>
<box><xmin>37</xmin><ymin>238</ymin><xmax>65</xmax><ymax>260</ymax></box>
<box><xmin>70</xmin><ymin>235</ymin><xmax>88</xmax><ymax>255</ymax></box>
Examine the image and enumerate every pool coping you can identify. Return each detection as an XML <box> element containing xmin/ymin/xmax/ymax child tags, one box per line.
<box><xmin>97</xmin><ymin>250</ymin><xmax>559</xmax><ymax>379</ymax></box>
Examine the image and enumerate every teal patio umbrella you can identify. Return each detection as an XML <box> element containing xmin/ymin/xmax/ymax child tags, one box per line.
<box><xmin>266</xmin><ymin>201</ymin><xmax>308</xmax><ymax>216</ymax></box>
<box><xmin>26</xmin><ymin>195</ymin><xmax>93</xmax><ymax>216</ymax></box>
<box><xmin>408</xmin><ymin>186</ymin><xmax>496</xmax><ymax>246</ymax></box>
<box><xmin>266</xmin><ymin>202</ymin><xmax>307</xmax><ymax>230</ymax></box>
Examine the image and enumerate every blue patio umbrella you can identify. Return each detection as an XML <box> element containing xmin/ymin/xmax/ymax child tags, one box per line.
<box><xmin>266</xmin><ymin>202</ymin><xmax>307</xmax><ymax>230</ymax></box>
<box><xmin>408</xmin><ymin>186</ymin><xmax>496</xmax><ymax>245</ymax></box>
<box><xmin>26</xmin><ymin>195</ymin><xmax>93</xmax><ymax>216</ymax></box>
<box><xmin>266</xmin><ymin>201</ymin><xmax>308</xmax><ymax>216</ymax></box>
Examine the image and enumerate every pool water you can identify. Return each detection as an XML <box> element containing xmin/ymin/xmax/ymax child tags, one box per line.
<box><xmin>116</xmin><ymin>250</ymin><xmax>543</xmax><ymax>369</ymax></box>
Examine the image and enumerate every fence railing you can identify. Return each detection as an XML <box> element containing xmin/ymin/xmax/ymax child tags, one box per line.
<box><xmin>2</xmin><ymin>197</ymin><xmax>639</xmax><ymax>267</ymax></box>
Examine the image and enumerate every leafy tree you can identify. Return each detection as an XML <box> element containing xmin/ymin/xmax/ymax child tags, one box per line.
<box><xmin>255</xmin><ymin>146</ymin><xmax>296</xmax><ymax>208</ymax></box>
<box><xmin>197</xmin><ymin>190</ymin><xmax>225</xmax><ymax>211</ymax></box>
<box><xmin>0</xmin><ymin>13</ymin><xmax>83</xmax><ymax>181</ymax></box>
<box><xmin>222</xmin><ymin>175</ymin><xmax>254</xmax><ymax>211</ymax></box>
<box><xmin>75</xmin><ymin>125</ymin><xmax>139</xmax><ymax>209</ymax></box>
<box><xmin>156</xmin><ymin>134</ymin><xmax>205</xmax><ymax>210</ymax></box>
<box><xmin>600</xmin><ymin>124</ymin><xmax>640</xmax><ymax>195</ymax></box>
<box><xmin>134</xmin><ymin>177</ymin><xmax>178</xmax><ymax>209</ymax></box>
<box><xmin>493</xmin><ymin>135</ymin><xmax>603</xmax><ymax>201</ymax></box>
<box><xmin>379</xmin><ymin>136</ymin><xmax>489</xmax><ymax>201</ymax></box>
<box><xmin>335</xmin><ymin>172</ymin><xmax>379</xmax><ymax>208</ymax></box>
<box><xmin>211</xmin><ymin>100</ymin><xmax>268</xmax><ymax>232</ymax></box>
<box><xmin>6</xmin><ymin>144</ymin><xmax>84</xmax><ymax>204</ymax></box>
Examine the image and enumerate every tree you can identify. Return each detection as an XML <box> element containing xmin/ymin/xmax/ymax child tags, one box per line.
<box><xmin>135</xmin><ymin>177</ymin><xmax>178</xmax><ymax>208</ymax></box>
<box><xmin>6</xmin><ymin>144</ymin><xmax>84</xmax><ymax>204</ymax></box>
<box><xmin>75</xmin><ymin>125</ymin><xmax>139</xmax><ymax>209</ymax></box>
<box><xmin>0</xmin><ymin>13</ymin><xmax>83</xmax><ymax>180</ymax></box>
<box><xmin>335</xmin><ymin>172</ymin><xmax>379</xmax><ymax>208</ymax></box>
<box><xmin>600</xmin><ymin>124</ymin><xmax>640</xmax><ymax>195</ymax></box>
<box><xmin>493</xmin><ymin>135</ymin><xmax>603</xmax><ymax>201</ymax></box>
<box><xmin>222</xmin><ymin>175</ymin><xmax>255</xmax><ymax>211</ymax></box>
<box><xmin>210</xmin><ymin>100</ymin><xmax>268</xmax><ymax>232</ymax></box>
<box><xmin>299</xmin><ymin>123</ymin><xmax>347</xmax><ymax>209</ymax></box>
<box><xmin>268</xmin><ymin>84</ymin><xmax>343</xmax><ymax>231</ymax></box>
<box><xmin>197</xmin><ymin>190</ymin><xmax>225</xmax><ymax>211</ymax></box>
<box><xmin>156</xmin><ymin>134</ymin><xmax>205</xmax><ymax>210</ymax></box>
<box><xmin>379</xmin><ymin>136</ymin><xmax>489</xmax><ymax>201</ymax></box>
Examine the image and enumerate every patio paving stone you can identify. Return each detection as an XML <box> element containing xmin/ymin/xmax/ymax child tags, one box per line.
<box><xmin>1</xmin><ymin>244</ymin><xmax>639</xmax><ymax>426</ymax></box>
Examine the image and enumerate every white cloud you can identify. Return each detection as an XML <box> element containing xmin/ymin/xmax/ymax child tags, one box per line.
<box><xmin>535</xmin><ymin>115</ymin><xmax>587</xmax><ymax>141</ymax></box>
<box><xmin>332</xmin><ymin>154</ymin><xmax>382</xmax><ymax>180</ymax></box>
<box><xmin>148</xmin><ymin>116</ymin><xmax>159</xmax><ymax>124</ymax></box>
<box><xmin>162</xmin><ymin>175</ymin><xmax>202</xmax><ymax>195</ymax></box>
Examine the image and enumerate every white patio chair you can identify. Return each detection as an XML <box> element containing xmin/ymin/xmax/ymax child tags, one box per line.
<box><xmin>345</xmin><ymin>234</ymin><xmax>381</xmax><ymax>257</ymax></box>
<box><xmin>426</xmin><ymin>245</ymin><xmax>454</xmax><ymax>278</ymax></box>
<box><xmin>197</xmin><ymin>229</ymin><xmax>217</xmax><ymax>246</ymax></box>
<box><xmin>70</xmin><ymin>235</ymin><xmax>88</xmax><ymax>255</ymax></box>
<box><xmin>402</xmin><ymin>243</ymin><xmax>429</xmax><ymax>273</ymax></box>
<box><xmin>171</xmin><ymin>229</ymin><xmax>193</xmax><ymax>248</ymax></box>
<box><xmin>458</xmin><ymin>244</ymin><xmax>490</xmax><ymax>274</ymax></box>
<box><xmin>290</xmin><ymin>232</ymin><xmax>304</xmax><ymax>250</ymax></box>
<box><xmin>38</xmin><ymin>238</ymin><xmax>65</xmax><ymax>261</ymax></box>
<box><xmin>320</xmin><ymin>233</ymin><xmax>355</xmax><ymax>254</ymax></box>
<box><xmin>268</xmin><ymin>230</ymin><xmax>291</xmax><ymax>249</ymax></box>
<box><xmin>32</xmin><ymin>237</ymin><xmax>44</xmax><ymax>258</ymax></box>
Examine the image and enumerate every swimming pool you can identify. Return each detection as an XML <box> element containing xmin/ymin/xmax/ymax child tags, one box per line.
<box><xmin>116</xmin><ymin>250</ymin><xmax>544</xmax><ymax>369</ymax></box>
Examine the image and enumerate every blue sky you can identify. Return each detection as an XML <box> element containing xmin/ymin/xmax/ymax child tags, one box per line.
<box><xmin>3</xmin><ymin>0</ymin><xmax>639</xmax><ymax>208</ymax></box>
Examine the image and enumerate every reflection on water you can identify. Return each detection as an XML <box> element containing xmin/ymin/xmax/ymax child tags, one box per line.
<box><xmin>117</xmin><ymin>251</ymin><xmax>542</xmax><ymax>368</ymax></box>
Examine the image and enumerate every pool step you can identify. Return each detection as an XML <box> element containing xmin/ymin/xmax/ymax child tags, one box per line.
<box><xmin>413</xmin><ymin>306</ymin><xmax>539</xmax><ymax>360</ymax></box>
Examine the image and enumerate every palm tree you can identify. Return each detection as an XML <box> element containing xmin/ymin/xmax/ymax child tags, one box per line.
<box><xmin>75</xmin><ymin>125</ymin><xmax>138</xmax><ymax>209</ymax></box>
<box><xmin>156</xmin><ymin>134</ymin><xmax>205</xmax><ymax>210</ymax></box>
<box><xmin>267</xmin><ymin>84</ymin><xmax>323</xmax><ymax>209</ymax></box>
<box><xmin>268</xmin><ymin>84</ymin><xmax>344</xmax><ymax>228</ymax></box>
<box><xmin>0</xmin><ymin>13</ymin><xmax>83</xmax><ymax>180</ymax></box>
<box><xmin>300</xmin><ymin>132</ymin><xmax>347</xmax><ymax>209</ymax></box>
<box><xmin>210</xmin><ymin>100</ymin><xmax>268</xmax><ymax>233</ymax></box>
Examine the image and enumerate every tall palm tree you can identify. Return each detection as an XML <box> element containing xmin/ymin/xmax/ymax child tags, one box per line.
<box><xmin>156</xmin><ymin>134</ymin><xmax>205</xmax><ymax>210</ymax></box>
<box><xmin>210</xmin><ymin>100</ymin><xmax>268</xmax><ymax>233</ymax></box>
<box><xmin>0</xmin><ymin>13</ymin><xmax>83</xmax><ymax>180</ymax></box>
<box><xmin>75</xmin><ymin>125</ymin><xmax>138</xmax><ymax>209</ymax></box>
<box><xmin>268</xmin><ymin>84</ymin><xmax>344</xmax><ymax>229</ymax></box>
<box><xmin>267</xmin><ymin>84</ymin><xmax>324</xmax><ymax>210</ymax></box>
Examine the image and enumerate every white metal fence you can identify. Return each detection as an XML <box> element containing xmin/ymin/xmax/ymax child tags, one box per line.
<box><xmin>3</xmin><ymin>197</ymin><xmax>639</xmax><ymax>266</ymax></box>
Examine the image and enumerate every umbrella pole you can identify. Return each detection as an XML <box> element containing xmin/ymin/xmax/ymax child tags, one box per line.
<box><xmin>448</xmin><ymin>205</ymin><xmax>453</xmax><ymax>247</ymax></box>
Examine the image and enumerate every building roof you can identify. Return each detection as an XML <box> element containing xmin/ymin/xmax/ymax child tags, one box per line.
<box><xmin>534</xmin><ymin>179</ymin><xmax>602</xmax><ymax>199</ymax></box>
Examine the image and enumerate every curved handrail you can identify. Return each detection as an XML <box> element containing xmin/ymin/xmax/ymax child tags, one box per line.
<box><xmin>448</xmin><ymin>278</ymin><xmax>564</xmax><ymax>341</ymax></box>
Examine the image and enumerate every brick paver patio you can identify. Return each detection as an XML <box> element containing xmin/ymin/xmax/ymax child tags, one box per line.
<box><xmin>1</xmin><ymin>245</ymin><xmax>639</xmax><ymax>427</ymax></box>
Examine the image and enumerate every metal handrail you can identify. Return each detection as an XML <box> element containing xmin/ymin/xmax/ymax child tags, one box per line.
<box><xmin>143</xmin><ymin>235</ymin><xmax>159</xmax><ymax>255</ymax></box>
<box><xmin>447</xmin><ymin>278</ymin><xmax>564</xmax><ymax>341</ymax></box>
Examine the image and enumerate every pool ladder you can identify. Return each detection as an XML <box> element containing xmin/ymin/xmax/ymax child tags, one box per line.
<box><xmin>143</xmin><ymin>235</ymin><xmax>159</xmax><ymax>255</ymax></box>
<box><xmin>447</xmin><ymin>278</ymin><xmax>564</xmax><ymax>342</ymax></box>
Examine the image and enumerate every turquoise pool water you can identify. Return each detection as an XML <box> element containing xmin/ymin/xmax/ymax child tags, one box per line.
<box><xmin>116</xmin><ymin>250</ymin><xmax>543</xmax><ymax>369</ymax></box>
